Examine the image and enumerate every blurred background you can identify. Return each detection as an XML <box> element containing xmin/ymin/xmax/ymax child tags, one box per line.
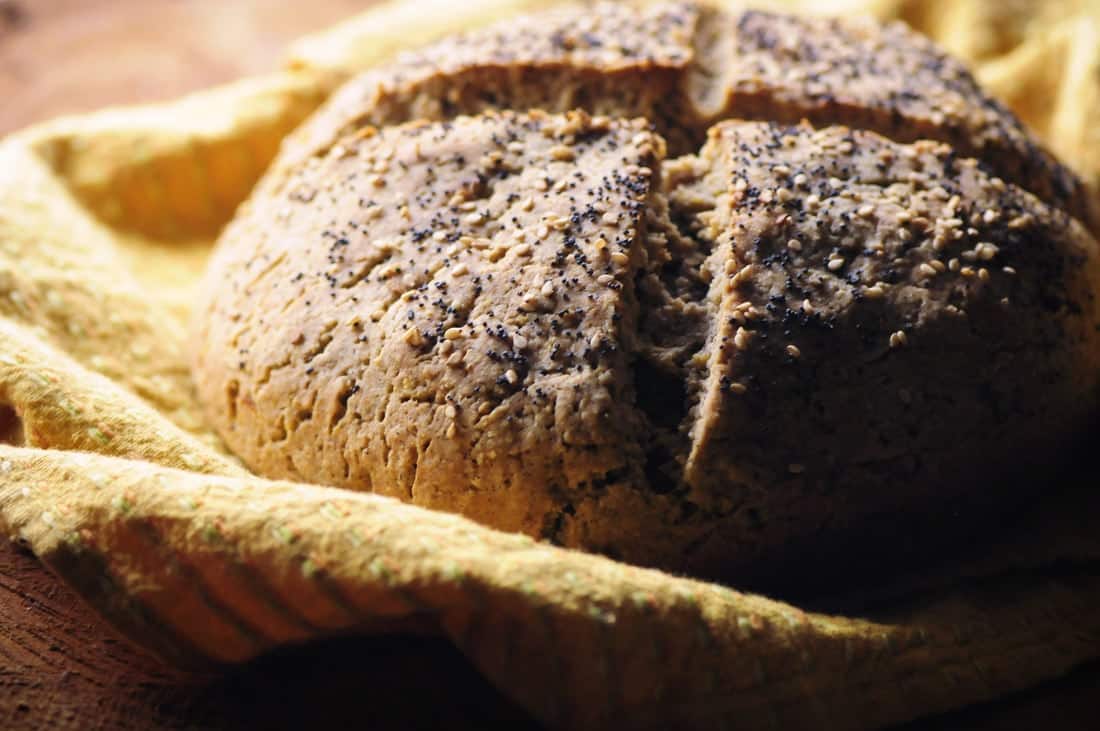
<box><xmin>0</xmin><ymin>0</ymin><xmax>369</xmax><ymax>133</ymax></box>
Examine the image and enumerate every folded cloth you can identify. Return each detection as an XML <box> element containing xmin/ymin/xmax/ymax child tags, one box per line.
<box><xmin>0</xmin><ymin>1</ymin><xmax>1097</xmax><ymax>728</ymax></box>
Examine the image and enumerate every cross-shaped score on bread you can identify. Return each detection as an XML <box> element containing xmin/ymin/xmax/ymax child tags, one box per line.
<box><xmin>191</xmin><ymin>1</ymin><xmax>1100</xmax><ymax>585</ymax></box>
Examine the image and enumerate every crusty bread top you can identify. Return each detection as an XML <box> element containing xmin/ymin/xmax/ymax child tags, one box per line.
<box><xmin>195</xmin><ymin>110</ymin><xmax>665</xmax><ymax>535</ymax></box>
<box><xmin>278</xmin><ymin>2</ymin><xmax>1094</xmax><ymax>231</ymax></box>
<box><xmin>691</xmin><ymin>9</ymin><xmax>1096</xmax><ymax>231</ymax></box>
<box><xmin>192</xmin><ymin>2</ymin><xmax>1100</xmax><ymax>579</ymax></box>
<box><xmin>279</xmin><ymin>2</ymin><xmax>701</xmax><ymax>165</ymax></box>
<box><xmin>670</xmin><ymin>121</ymin><xmax>1100</xmax><ymax>523</ymax></box>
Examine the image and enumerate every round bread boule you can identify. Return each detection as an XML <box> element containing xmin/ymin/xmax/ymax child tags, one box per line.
<box><xmin>192</xmin><ymin>2</ymin><xmax>1100</xmax><ymax>582</ymax></box>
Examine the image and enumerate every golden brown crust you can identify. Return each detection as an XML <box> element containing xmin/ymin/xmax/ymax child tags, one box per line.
<box><xmin>668</xmin><ymin>120</ymin><xmax>1100</xmax><ymax>571</ymax></box>
<box><xmin>275</xmin><ymin>2</ymin><xmax>1094</xmax><ymax>230</ymax></box>
<box><xmin>278</xmin><ymin>1</ymin><xmax>701</xmax><ymax>167</ymax></box>
<box><xmin>689</xmin><ymin>9</ymin><xmax>1097</xmax><ymax>232</ymax></box>
<box><xmin>193</xmin><ymin>1</ymin><xmax>1100</xmax><ymax>579</ymax></box>
<box><xmin>194</xmin><ymin>110</ymin><xmax>662</xmax><ymax>538</ymax></box>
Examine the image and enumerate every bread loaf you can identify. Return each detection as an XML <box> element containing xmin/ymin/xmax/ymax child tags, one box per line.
<box><xmin>192</xmin><ymin>1</ymin><xmax>1100</xmax><ymax>580</ymax></box>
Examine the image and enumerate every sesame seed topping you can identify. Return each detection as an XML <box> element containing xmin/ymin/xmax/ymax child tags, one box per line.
<box><xmin>976</xmin><ymin>242</ymin><xmax>999</xmax><ymax>261</ymax></box>
<box><xmin>889</xmin><ymin>330</ymin><xmax>908</xmax><ymax>348</ymax></box>
<box><xmin>785</xmin><ymin>344</ymin><xmax>801</xmax><ymax>358</ymax></box>
<box><xmin>734</xmin><ymin>326</ymin><xmax>752</xmax><ymax>350</ymax></box>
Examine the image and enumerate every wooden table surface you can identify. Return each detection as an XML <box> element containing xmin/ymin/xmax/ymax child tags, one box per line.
<box><xmin>1</xmin><ymin>1</ymin><xmax>1098</xmax><ymax>729</ymax></box>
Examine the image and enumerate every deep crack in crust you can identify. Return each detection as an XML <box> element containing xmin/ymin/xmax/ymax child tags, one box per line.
<box><xmin>193</xmin><ymin>2</ymin><xmax>1100</xmax><ymax>581</ymax></box>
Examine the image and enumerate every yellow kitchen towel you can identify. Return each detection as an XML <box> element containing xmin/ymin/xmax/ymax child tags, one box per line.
<box><xmin>0</xmin><ymin>1</ymin><xmax>1097</xmax><ymax>728</ymax></box>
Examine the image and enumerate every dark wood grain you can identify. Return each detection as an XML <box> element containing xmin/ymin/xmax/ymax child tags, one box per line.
<box><xmin>4</xmin><ymin>537</ymin><xmax>1100</xmax><ymax>730</ymax></box>
<box><xmin>0</xmin><ymin>541</ymin><xmax>543</xmax><ymax>730</ymax></box>
<box><xmin>1</xmin><ymin>1</ymin><xmax>1098</xmax><ymax>728</ymax></box>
